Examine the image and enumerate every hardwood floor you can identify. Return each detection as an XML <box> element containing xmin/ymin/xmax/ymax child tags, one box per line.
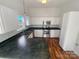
<box><xmin>47</xmin><ymin>38</ymin><xmax>79</xmax><ymax>59</ymax></box>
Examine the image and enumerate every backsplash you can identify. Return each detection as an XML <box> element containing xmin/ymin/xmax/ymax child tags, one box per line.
<box><xmin>30</xmin><ymin>16</ymin><xmax>62</xmax><ymax>26</ymax></box>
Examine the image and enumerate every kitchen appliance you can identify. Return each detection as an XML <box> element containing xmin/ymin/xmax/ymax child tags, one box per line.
<box><xmin>42</xmin><ymin>21</ymin><xmax>51</xmax><ymax>38</ymax></box>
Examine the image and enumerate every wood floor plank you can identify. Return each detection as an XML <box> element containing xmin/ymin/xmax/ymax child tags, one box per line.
<box><xmin>47</xmin><ymin>38</ymin><xmax>79</xmax><ymax>59</ymax></box>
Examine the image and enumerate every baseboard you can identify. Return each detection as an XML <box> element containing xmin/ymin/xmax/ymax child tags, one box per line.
<box><xmin>49</xmin><ymin>37</ymin><xmax>59</xmax><ymax>39</ymax></box>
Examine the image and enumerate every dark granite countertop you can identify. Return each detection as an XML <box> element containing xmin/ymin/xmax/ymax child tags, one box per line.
<box><xmin>26</xmin><ymin>25</ymin><xmax>61</xmax><ymax>30</ymax></box>
<box><xmin>1</xmin><ymin>24</ymin><xmax>61</xmax><ymax>44</ymax></box>
<box><xmin>0</xmin><ymin>25</ymin><xmax>61</xmax><ymax>46</ymax></box>
<box><xmin>14</xmin><ymin>25</ymin><xmax>61</xmax><ymax>40</ymax></box>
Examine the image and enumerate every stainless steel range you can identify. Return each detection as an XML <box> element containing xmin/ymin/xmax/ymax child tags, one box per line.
<box><xmin>42</xmin><ymin>21</ymin><xmax>51</xmax><ymax>38</ymax></box>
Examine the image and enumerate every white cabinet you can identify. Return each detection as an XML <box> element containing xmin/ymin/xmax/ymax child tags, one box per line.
<box><xmin>50</xmin><ymin>30</ymin><xmax>60</xmax><ymax>37</ymax></box>
<box><xmin>0</xmin><ymin>5</ymin><xmax>20</xmax><ymax>34</ymax></box>
<box><xmin>74</xmin><ymin>42</ymin><xmax>79</xmax><ymax>56</ymax></box>
<box><xmin>74</xmin><ymin>33</ymin><xmax>79</xmax><ymax>56</ymax></box>
<box><xmin>34</xmin><ymin>30</ymin><xmax>60</xmax><ymax>37</ymax></box>
<box><xmin>34</xmin><ymin>30</ymin><xmax>43</xmax><ymax>37</ymax></box>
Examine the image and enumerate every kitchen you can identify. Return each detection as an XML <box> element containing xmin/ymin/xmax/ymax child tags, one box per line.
<box><xmin>0</xmin><ymin>0</ymin><xmax>79</xmax><ymax>59</ymax></box>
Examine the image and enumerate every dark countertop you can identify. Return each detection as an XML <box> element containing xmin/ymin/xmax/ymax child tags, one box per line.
<box><xmin>29</xmin><ymin>27</ymin><xmax>60</xmax><ymax>30</ymax></box>
<box><xmin>0</xmin><ymin>25</ymin><xmax>61</xmax><ymax>46</ymax></box>
<box><xmin>0</xmin><ymin>24</ymin><xmax>60</xmax><ymax>43</ymax></box>
<box><xmin>11</xmin><ymin>25</ymin><xmax>61</xmax><ymax>40</ymax></box>
<box><xmin>26</xmin><ymin>25</ymin><xmax>61</xmax><ymax>30</ymax></box>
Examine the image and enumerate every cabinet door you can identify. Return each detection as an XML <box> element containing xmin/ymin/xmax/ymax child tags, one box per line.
<box><xmin>74</xmin><ymin>44</ymin><xmax>79</xmax><ymax>56</ymax></box>
<box><xmin>34</xmin><ymin>30</ymin><xmax>43</xmax><ymax>37</ymax></box>
<box><xmin>0</xmin><ymin>17</ymin><xmax>3</xmax><ymax>33</ymax></box>
<box><xmin>50</xmin><ymin>30</ymin><xmax>60</xmax><ymax>37</ymax></box>
<box><xmin>0</xmin><ymin>6</ymin><xmax>19</xmax><ymax>33</ymax></box>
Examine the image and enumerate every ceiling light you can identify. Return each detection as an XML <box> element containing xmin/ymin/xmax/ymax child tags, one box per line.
<box><xmin>39</xmin><ymin>0</ymin><xmax>48</xmax><ymax>4</ymax></box>
<box><xmin>41</xmin><ymin>0</ymin><xmax>48</xmax><ymax>4</ymax></box>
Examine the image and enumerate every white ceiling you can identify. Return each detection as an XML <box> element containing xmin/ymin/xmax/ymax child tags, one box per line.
<box><xmin>24</xmin><ymin>0</ymin><xmax>73</xmax><ymax>8</ymax></box>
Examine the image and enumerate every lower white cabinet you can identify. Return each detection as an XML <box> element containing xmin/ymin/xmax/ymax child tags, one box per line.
<box><xmin>34</xmin><ymin>30</ymin><xmax>60</xmax><ymax>37</ymax></box>
<box><xmin>34</xmin><ymin>30</ymin><xmax>43</xmax><ymax>37</ymax></box>
<box><xmin>50</xmin><ymin>30</ymin><xmax>60</xmax><ymax>37</ymax></box>
<box><xmin>74</xmin><ymin>45</ymin><xmax>79</xmax><ymax>56</ymax></box>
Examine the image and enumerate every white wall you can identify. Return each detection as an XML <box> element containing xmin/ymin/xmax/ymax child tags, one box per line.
<box><xmin>29</xmin><ymin>8</ymin><xmax>62</xmax><ymax>25</ymax></box>
<box><xmin>30</xmin><ymin>16</ymin><xmax>61</xmax><ymax>25</ymax></box>
<box><xmin>0</xmin><ymin>0</ymin><xmax>24</xmax><ymax>14</ymax></box>
<box><xmin>29</xmin><ymin>8</ymin><xmax>61</xmax><ymax>17</ymax></box>
<box><xmin>61</xmin><ymin>0</ymin><xmax>79</xmax><ymax>13</ymax></box>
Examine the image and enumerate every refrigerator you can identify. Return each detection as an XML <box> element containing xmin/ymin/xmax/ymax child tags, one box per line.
<box><xmin>60</xmin><ymin>11</ymin><xmax>79</xmax><ymax>51</ymax></box>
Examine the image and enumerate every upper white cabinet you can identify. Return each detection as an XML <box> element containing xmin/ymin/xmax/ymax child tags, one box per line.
<box><xmin>0</xmin><ymin>0</ymin><xmax>24</xmax><ymax>15</ymax></box>
<box><xmin>0</xmin><ymin>5</ymin><xmax>20</xmax><ymax>34</ymax></box>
